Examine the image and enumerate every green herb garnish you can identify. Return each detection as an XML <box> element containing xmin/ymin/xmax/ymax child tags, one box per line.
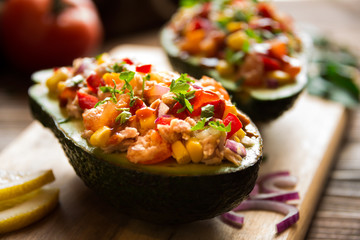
<box><xmin>245</xmin><ymin>29</ymin><xmax>262</xmax><ymax>43</ymax></box>
<box><xmin>142</xmin><ymin>74</ymin><xmax>151</xmax><ymax>100</ymax></box>
<box><xmin>94</xmin><ymin>97</ymin><xmax>112</xmax><ymax>108</ymax></box>
<box><xmin>170</xmin><ymin>74</ymin><xmax>196</xmax><ymax>113</ymax></box>
<box><xmin>208</xmin><ymin>120</ymin><xmax>231</xmax><ymax>132</ymax></box>
<box><xmin>191</xmin><ymin>104</ymin><xmax>215</xmax><ymax>131</ymax></box>
<box><xmin>99</xmin><ymin>80</ymin><xmax>122</xmax><ymax>103</ymax></box>
<box><xmin>115</xmin><ymin>109</ymin><xmax>132</xmax><ymax>124</ymax></box>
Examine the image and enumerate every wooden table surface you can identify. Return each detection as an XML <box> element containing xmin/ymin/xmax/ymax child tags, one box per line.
<box><xmin>0</xmin><ymin>1</ymin><xmax>359</xmax><ymax>239</ymax></box>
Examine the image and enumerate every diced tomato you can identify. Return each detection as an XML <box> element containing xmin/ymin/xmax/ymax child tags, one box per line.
<box><xmin>130</xmin><ymin>98</ymin><xmax>146</xmax><ymax>115</ymax></box>
<box><xmin>77</xmin><ymin>91</ymin><xmax>99</xmax><ymax>110</ymax></box>
<box><xmin>136</xmin><ymin>64</ymin><xmax>152</xmax><ymax>74</ymax></box>
<box><xmin>188</xmin><ymin>17</ymin><xmax>211</xmax><ymax>31</ymax></box>
<box><xmin>257</xmin><ymin>3</ymin><xmax>274</xmax><ymax>19</ymax></box>
<box><xmin>169</xmin><ymin>102</ymin><xmax>188</xmax><ymax>120</ymax></box>
<box><xmin>135</xmin><ymin>107</ymin><xmax>156</xmax><ymax>119</ymax></box>
<box><xmin>269</xmin><ymin>41</ymin><xmax>288</xmax><ymax>60</ymax></box>
<box><xmin>59</xmin><ymin>87</ymin><xmax>77</xmax><ymax>107</ymax></box>
<box><xmin>190</xmin><ymin>90</ymin><xmax>220</xmax><ymax>116</ymax></box>
<box><xmin>191</xmin><ymin>99</ymin><xmax>225</xmax><ymax>119</ymax></box>
<box><xmin>122</xmin><ymin>58</ymin><xmax>133</xmax><ymax>65</ymax></box>
<box><xmin>155</xmin><ymin>116</ymin><xmax>172</xmax><ymax>126</ymax></box>
<box><xmin>261</xmin><ymin>55</ymin><xmax>282</xmax><ymax>71</ymax></box>
<box><xmin>223</xmin><ymin>113</ymin><xmax>243</xmax><ymax>139</ymax></box>
<box><xmin>86</xmin><ymin>73</ymin><xmax>104</xmax><ymax>93</ymax></box>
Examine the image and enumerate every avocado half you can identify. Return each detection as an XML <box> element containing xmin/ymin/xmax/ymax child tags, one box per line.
<box><xmin>29</xmin><ymin>69</ymin><xmax>263</xmax><ymax>224</ymax></box>
<box><xmin>160</xmin><ymin>27</ymin><xmax>309</xmax><ymax>122</ymax></box>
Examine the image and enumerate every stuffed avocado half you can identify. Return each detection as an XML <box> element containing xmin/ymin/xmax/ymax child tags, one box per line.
<box><xmin>161</xmin><ymin>0</ymin><xmax>310</xmax><ymax>122</ymax></box>
<box><xmin>29</xmin><ymin>54</ymin><xmax>262</xmax><ymax>224</ymax></box>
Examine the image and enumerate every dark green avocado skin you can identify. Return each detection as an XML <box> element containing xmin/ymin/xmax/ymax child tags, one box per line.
<box><xmin>161</xmin><ymin>27</ymin><xmax>307</xmax><ymax>122</ymax></box>
<box><xmin>29</xmin><ymin>85</ymin><xmax>262</xmax><ymax>224</ymax></box>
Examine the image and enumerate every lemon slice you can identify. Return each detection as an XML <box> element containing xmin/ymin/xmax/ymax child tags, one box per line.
<box><xmin>0</xmin><ymin>170</ymin><xmax>55</xmax><ymax>201</ymax></box>
<box><xmin>0</xmin><ymin>187</ymin><xmax>59</xmax><ymax>234</ymax></box>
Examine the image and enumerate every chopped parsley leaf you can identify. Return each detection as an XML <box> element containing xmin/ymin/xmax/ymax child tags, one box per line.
<box><xmin>115</xmin><ymin>109</ymin><xmax>132</xmax><ymax>124</ymax></box>
<box><xmin>208</xmin><ymin>120</ymin><xmax>231</xmax><ymax>132</ymax></box>
<box><xmin>170</xmin><ymin>74</ymin><xmax>196</xmax><ymax>113</ymax></box>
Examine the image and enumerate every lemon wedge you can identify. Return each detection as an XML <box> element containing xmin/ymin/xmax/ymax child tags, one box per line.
<box><xmin>0</xmin><ymin>187</ymin><xmax>59</xmax><ymax>234</ymax></box>
<box><xmin>0</xmin><ymin>170</ymin><xmax>55</xmax><ymax>201</ymax></box>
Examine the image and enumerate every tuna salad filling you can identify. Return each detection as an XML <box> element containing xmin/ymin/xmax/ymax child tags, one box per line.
<box><xmin>46</xmin><ymin>53</ymin><xmax>259</xmax><ymax>165</ymax></box>
<box><xmin>167</xmin><ymin>0</ymin><xmax>302</xmax><ymax>88</ymax></box>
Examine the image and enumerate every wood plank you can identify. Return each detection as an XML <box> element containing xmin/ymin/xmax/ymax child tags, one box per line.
<box><xmin>0</xmin><ymin>45</ymin><xmax>347</xmax><ymax>239</ymax></box>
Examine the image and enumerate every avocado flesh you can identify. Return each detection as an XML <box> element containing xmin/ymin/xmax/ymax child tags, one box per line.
<box><xmin>160</xmin><ymin>27</ymin><xmax>309</xmax><ymax>122</ymax></box>
<box><xmin>28</xmin><ymin>71</ymin><xmax>263</xmax><ymax>224</ymax></box>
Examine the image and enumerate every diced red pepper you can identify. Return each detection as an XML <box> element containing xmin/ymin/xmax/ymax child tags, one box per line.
<box><xmin>130</xmin><ymin>98</ymin><xmax>146</xmax><ymax>115</ymax></box>
<box><xmin>261</xmin><ymin>55</ymin><xmax>282</xmax><ymax>71</ymax></box>
<box><xmin>223</xmin><ymin>113</ymin><xmax>243</xmax><ymax>139</ymax></box>
<box><xmin>190</xmin><ymin>90</ymin><xmax>220</xmax><ymax>116</ymax></box>
<box><xmin>122</xmin><ymin>58</ymin><xmax>133</xmax><ymax>65</ymax></box>
<box><xmin>86</xmin><ymin>73</ymin><xmax>104</xmax><ymax>93</ymax></box>
<box><xmin>77</xmin><ymin>91</ymin><xmax>99</xmax><ymax>110</ymax></box>
<box><xmin>136</xmin><ymin>64</ymin><xmax>152</xmax><ymax>74</ymax></box>
<box><xmin>155</xmin><ymin>116</ymin><xmax>172</xmax><ymax>126</ymax></box>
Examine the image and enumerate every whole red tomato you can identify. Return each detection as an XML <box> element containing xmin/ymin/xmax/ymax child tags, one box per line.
<box><xmin>0</xmin><ymin>0</ymin><xmax>103</xmax><ymax>72</ymax></box>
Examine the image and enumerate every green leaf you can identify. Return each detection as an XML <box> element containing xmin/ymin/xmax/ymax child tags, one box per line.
<box><xmin>201</xmin><ymin>104</ymin><xmax>214</xmax><ymax>119</ymax></box>
<box><xmin>225</xmin><ymin>48</ymin><xmax>245</xmax><ymax>64</ymax></box>
<box><xmin>94</xmin><ymin>97</ymin><xmax>112</xmax><ymax>108</ymax></box>
<box><xmin>245</xmin><ymin>29</ymin><xmax>262</xmax><ymax>43</ymax></box>
<box><xmin>119</xmin><ymin>71</ymin><xmax>135</xmax><ymax>83</ymax></box>
<box><xmin>191</xmin><ymin>118</ymin><xmax>207</xmax><ymax>131</ymax></box>
<box><xmin>115</xmin><ymin>110</ymin><xmax>132</xmax><ymax>124</ymax></box>
<box><xmin>242</xmin><ymin>39</ymin><xmax>251</xmax><ymax>53</ymax></box>
<box><xmin>208</xmin><ymin>121</ymin><xmax>231</xmax><ymax>132</ymax></box>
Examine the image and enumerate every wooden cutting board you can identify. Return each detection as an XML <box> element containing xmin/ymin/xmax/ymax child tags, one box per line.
<box><xmin>0</xmin><ymin>45</ymin><xmax>347</xmax><ymax>240</ymax></box>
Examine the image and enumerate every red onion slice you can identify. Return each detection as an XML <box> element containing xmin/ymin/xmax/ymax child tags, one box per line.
<box><xmin>158</xmin><ymin>102</ymin><xmax>170</xmax><ymax>117</ymax></box>
<box><xmin>250</xmin><ymin>191</ymin><xmax>300</xmax><ymax>202</ymax></box>
<box><xmin>249</xmin><ymin>183</ymin><xmax>259</xmax><ymax>198</ymax></box>
<box><xmin>220</xmin><ymin>211</ymin><xmax>244</xmax><ymax>228</ymax></box>
<box><xmin>233</xmin><ymin>200</ymin><xmax>300</xmax><ymax>233</ymax></box>
<box><xmin>225</xmin><ymin>139</ymin><xmax>246</xmax><ymax>157</ymax></box>
<box><xmin>258</xmin><ymin>171</ymin><xmax>297</xmax><ymax>193</ymax></box>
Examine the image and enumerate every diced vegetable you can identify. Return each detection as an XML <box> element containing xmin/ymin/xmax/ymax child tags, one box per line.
<box><xmin>171</xmin><ymin>141</ymin><xmax>191</xmax><ymax>164</ymax></box>
<box><xmin>136</xmin><ymin>64</ymin><xmax>152</xmax><ymax>74</ymax></box>
<box><xmin>136</xmin><ymin>107</ymin><xmax>157</xmax><ymax>130</ymax></box>
<box><xmin>226</xmin><ymin>31</ymin><xmax>248</xmax><ymax>51</ymax></box>
<box><xmin>90</xmin><ymin>126</ymin><xmax>112</xmax><ymax>147</ymax></box>
<box><xmin>77</xmin><ymin>92</ymin><xmax>98</xmax><ymax>110</ymax></box>
<box><xmin>185</xmin><ymin>138</ymin><xmax>203</xmax><ymax>163</ymax></box>
<box><xmin>46</xmin><ymin>68</ymin><xmax>69</xmax><ymax>93</ymax></box>
<box><xmin>86</xmin><ymin>73</ymin><xmax>104</xmax><ymax>93</ymax></box>
<box><xmin>223</xmin><ymin>113</ymin><xmax>243</xmax><ymax>139</ymax></box>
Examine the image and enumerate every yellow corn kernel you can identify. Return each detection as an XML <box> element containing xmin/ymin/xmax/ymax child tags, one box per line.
<box><xmin>139</xmin><ymin>115</ymin><xmax>156</xmax><ymax>131</ymax></box>
<box><xmin>267</xmin><ymin>70</ymin><xmax>292</xmax><ymax>85</ymax></box>
<box><xmin>90</xmin><ymin>126</ymin><xmax>112</xmax><ymax>147</ymax></box>
<box><xmin>46</xmin><ymin>68</ymin><xmax>69</xmax><ymax>93</ymax></box>
<box><xmin>185</xmin><ymin>138</ymin><xmax>203</xmax><ymax>163</ymax></box>
<box><xmin>234</xmin><ymin>136</ymin><xmax>240</xmax><ymax>143</ymax></box>
<box><xmin>226</xmin><ymin>22</ymin><xmax>247</xmax><ymax>32</ymax></box>
<box><xmin>57</xmin><ymin>81</ymin><xmax>67</xmax><ymax>93</ymax></box>
<box><xmin>172</xmin><ymin>141</ymin><xmax>191</xmax><ymax>164</ymax></box>
<box><xmin>226</xmin><ymin>30</ymin><xmax>248</xmax><ymax>51</ymax></box>
<box><xmin>96</xmin><ymin>53</ymin><xmax>110</xmax><ymax>65</ymax></box>
<box><xmin>223</xmin><ymin>105</ymin><xmax>237</xmax><ymax>119</ymax></box>
<box><xmin>236</xmin><ymin>129</ymin><xmax>246</xmax><ymax>140</ymax></box>
<box><xmin>216</xmin><ymin>60</ymin><xmax>235</xmax><ymax>77</ymax></box>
